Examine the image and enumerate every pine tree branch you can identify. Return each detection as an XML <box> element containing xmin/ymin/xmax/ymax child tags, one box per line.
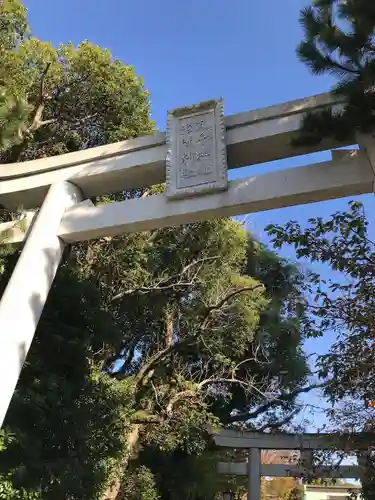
<box><xmin>331</xmin><ymin>59</ymin><xmax>361</xmax><ymax>75</ymax></box>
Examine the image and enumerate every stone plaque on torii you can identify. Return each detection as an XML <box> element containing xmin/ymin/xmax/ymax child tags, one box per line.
<box><xmin>166</xmin><ymin>99</ymin><xmax>228</xmax><ymax>199</ymax></box>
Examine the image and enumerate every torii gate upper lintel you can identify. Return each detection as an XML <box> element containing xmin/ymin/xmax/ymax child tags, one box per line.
<box><xmin>0</xmin><ymin>92</ymin><xmax>374</xmax><ymax>428</ymax></box>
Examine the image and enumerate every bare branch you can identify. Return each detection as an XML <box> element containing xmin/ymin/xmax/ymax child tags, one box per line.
<box><xmin>200</xmin><ymin>284</ymin><xmax>264</xmax><ymax>330</ymax></box>
<box><xmin>165</xmin><ymin>390</ymin><xmax>197</xmax><ymax>415</ymax></box>
<box><xmin>198</xmin><ymin>377</ymin><xmax>249</xmax><ymax>390</ymax></box>
<box><xmin>28</xmin><ymin>63</ymin><xmax>52</xmax><ymax>134</ymax></box>
<box><xmin>229</xmin><ymin>383</ymin><xmax>325</xmax><ymax>423</ymax></box>
<box><xmin>141</xmin><ymin>188</ymin><xmax>152</xmax><ymax>199</ymax></box>
<box><xmin>38</xmin><ymin>118</ymin><xmax>57</xmax><ymax>127</ymax></box>
<box><xmin>207</xmin><ymin>285</ymin><xmax>264</xmax><ymax>314</ymax></box>
<box><xmin>112</xmin><ymin>281</ymin><xmax>194</xmax><ymax>302</ymax></box>
<box><xmin>115</xmin><ymin>283</ymin><xmax>265</xmax><ymax>386</ymax></box>
<box><xmin>258</xmin><ymin>409</ymin><xmax>299</xmax><ymax>431</ymax></box>
<box><xmin>38</xmin><ymin>63</ymin><xmax>51</xmax><ymax>104</ymax></box>
<box><xmin>132</xmin><ymin>337</ymin><xmax>196</xmax><ymax>386</ymax></box>
<box><xmin>130</xmin><ymin>412</ymin><xmax>162</xmax><ymax>424</ymax></box>
<box><xmin>165</xmin><ymin>377</ymin><xmax>253</xmax><ymax>416</ymax></box>
<box><xmin>68</xmin><ymin>113</ymin><xmax>99</xmax><ymax>129</ymax></box>
<box><xmin>112</xmin><ymin>256</ymin><xmax>220</xmax><ymax>302</ymax></box>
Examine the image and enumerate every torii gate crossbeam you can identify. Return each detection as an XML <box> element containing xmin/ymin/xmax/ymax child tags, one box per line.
<box><xmin>0</xmin><ymin>93</ymin><xmax>374</xmax><ymax>428</ymax></box>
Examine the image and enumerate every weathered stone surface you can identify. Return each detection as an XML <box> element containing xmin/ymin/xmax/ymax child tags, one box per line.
<box><xmin>166</xmin><ymin>99</ymin><xmax>228</xmax><ymax>199</ymax></box>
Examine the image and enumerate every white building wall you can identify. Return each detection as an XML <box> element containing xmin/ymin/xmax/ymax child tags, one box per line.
<box><xmin>304</xmin><ymin>487</ymin><xmax>359</xmax><ymax>500</ymax></box>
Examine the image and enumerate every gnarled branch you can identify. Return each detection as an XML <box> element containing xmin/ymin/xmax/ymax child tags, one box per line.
<box><xmin>229</xmin><ymin>383</ymin><xmax>324</xmax><ymax>423</ymax></box>
<box><xmin>112</xmin><ymin>256</ymin><xmax>220</xmax><ymax>302</ymax></box>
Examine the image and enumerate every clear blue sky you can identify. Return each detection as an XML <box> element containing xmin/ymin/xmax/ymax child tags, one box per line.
<box><xmin>22</xmin><ymin>0</ymin><xmax>375</xmax><ymax>431</ymax></box>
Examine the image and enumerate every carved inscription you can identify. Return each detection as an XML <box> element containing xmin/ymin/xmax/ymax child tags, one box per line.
<box><xmin>166</xmin><ymin>99</ymin><xmax>228</xmax><ymax>199</ymax></box>
<box><xmin>177</xmin><ymin>112</ymin><xmax>215</xmax><ymax>188</ymax></box>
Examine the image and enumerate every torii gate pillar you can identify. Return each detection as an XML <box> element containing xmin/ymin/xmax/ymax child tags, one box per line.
<box><xmin>0</xmin><ymin>181</ymin><xmax>83</xmax><ymax>427</ymax></box>
<box><xmin>248</xmin><ymin>448</ymin><xmax>261</xmax><ymax>500</ymax></box>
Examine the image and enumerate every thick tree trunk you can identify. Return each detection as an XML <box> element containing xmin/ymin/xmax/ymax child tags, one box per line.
<box><xmin>101</xmin><ymin>425</ymin><xmax>140</xmax><ymax>500</ymax></box>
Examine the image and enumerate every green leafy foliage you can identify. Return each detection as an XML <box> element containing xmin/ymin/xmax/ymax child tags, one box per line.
<box><xmin>0</xmin><ymin>265</ymin><xmax>135</xmax><ymax>499</ymax></box>
<box><xmin>0</xmin><ymin>216</ymin><xmax>311</xmax><ymax>499</ymax></box>
<box><xmin>266</xmin><ymin>200</ymin><xmax>375</xmax><ymax>498</ymax></box>
<box><xmin>0</xmin><ymin>0</ymin><xmax>28</xmax><ymax>51</ymax></box>
<box><xmin>0</xmin><ymin>0</ymin><xmax>154</xmax><ymax>164</ymax></box>
<box><xmin>266</xmin><ymin>200</ymin><xmax>375</xmax><ymax>402</ymax></box>
<box><xmin>0</xmin><ymin>89</ymin><xmax>31</xmax><ymax>150</ymax></box>
<box><xmin>0</xmin><ymin>2</ymin><xmax>312</xmax><ymax>499</ymax></box>
<box><xmin>0</xmin><ymin>1</ymin><xmax>153</xmax><ymax>497</ymax></box>
<box><xmin>133</xmin><ymin>448</ymin><xmax>234</xmax><ymax>500</ymax></box>
<box><xmin>294</xmin><ymin>0</ymin><xmax>375</xmax><ymax>145</ymax></box>
<box><xmin>119</xmin><ymin>466</ymin><xmax>159</xmax><ymax>500</ymax></box>
<box><xmin>85</xmin><ymin>217</ymin><xmax>310</xmax><ymax>500</ymax></box>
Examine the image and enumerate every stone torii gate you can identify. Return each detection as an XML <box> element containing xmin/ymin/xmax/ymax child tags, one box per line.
<box><xmin>214</xmin><ymin>429</ymin><xmax>365</xmax><ymax>500</ymax></box>
<box><xmin>0</xmin><ymin>93</ymin><xmax>375</xmax><ymax>428</ymax></box>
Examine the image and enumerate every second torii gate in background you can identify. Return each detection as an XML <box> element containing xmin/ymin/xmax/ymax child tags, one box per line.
<box><xmin>214</xmin><ymin>429</ymin><xmax>366</xmax><ymax>500</ymax></box>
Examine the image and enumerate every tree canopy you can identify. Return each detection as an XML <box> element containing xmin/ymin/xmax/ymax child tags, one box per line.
<box><xmin>0</xmin><ymin>0</ymin><xmax>153</xmax><ymax>165</ymax></box>
<box><xmin>0</xmin><ymin>1</ymin><xmax>313</xmax><ymax>499</ymax></box>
